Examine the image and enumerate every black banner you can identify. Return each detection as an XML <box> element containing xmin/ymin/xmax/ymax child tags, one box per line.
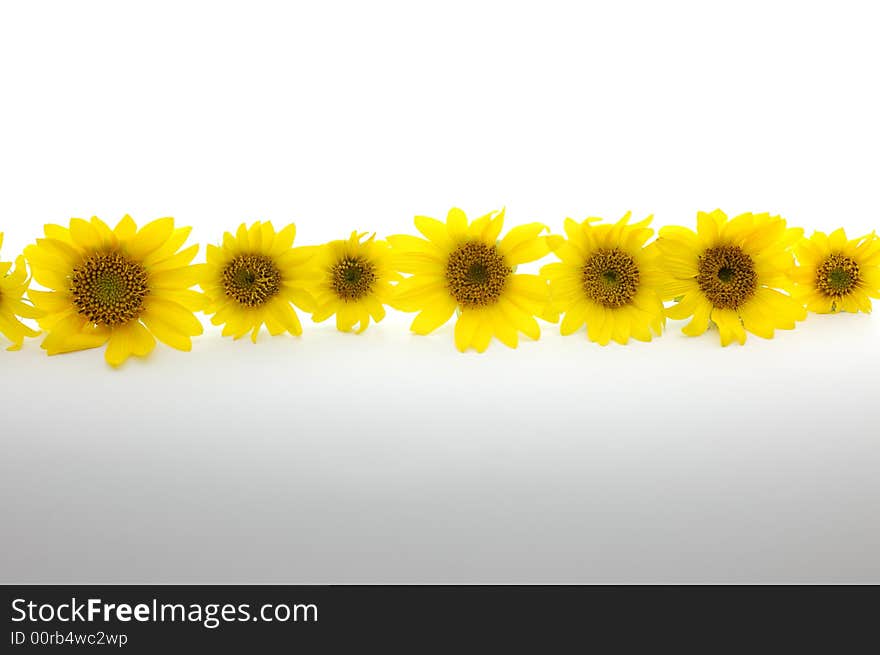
<box><xmin>2</xmin><ymin>585</ymin><xmax>877</xmax><ymax>651</ymax></box>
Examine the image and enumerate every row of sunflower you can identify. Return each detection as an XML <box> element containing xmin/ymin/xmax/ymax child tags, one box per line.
<box><xmin>0</xmin><ymin>209</ymin><xmax>877</xmax><ymax>366</ymax></box>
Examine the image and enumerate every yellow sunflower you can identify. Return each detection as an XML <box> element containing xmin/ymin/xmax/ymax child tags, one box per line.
<box><xmin>791</xmin><ymin>228</ymin><xmax>880</xmax><ymax>314</ymax></box>
<box><xmin>541</xmin><ymin>212</ymin><xmax>665</xmax><ymax>344</ymax></box>
<box><xmin>310</xmin><ymin>231</ymin><xmax>401</xmax><ymax>333</ymax></box>
<box><xmin>0</xmin><ymin>232</ymin><xmax>41</xmax><ymax>350</ymax></box>
<box><xmin>201</xmin><ymin>221</ymin><xmax>319</xmax><ymax>342</ymax></box>
<box><xmin>24</xmin><ymin>215</ymin><xmax>204</xmax><ymax>366</ymax></box>
<box><xmin>388</xmin><ymin>207</ymin><xmax>553</xmax><ymax>352</ymax></box>
<box><xmin>655</xmin><ymin>209</ymin><xmax>806</xmax><ymax>346</ymax></box>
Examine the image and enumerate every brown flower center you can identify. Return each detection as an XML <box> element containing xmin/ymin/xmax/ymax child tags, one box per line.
<box><xmin>815</xmin><ymin>253</ymin><xmax>860</xmax><ymax>298</ymax></box>
<box><xmin>222</xmin><ymin>254</ymin><xmax>282</xmax><ymax>307</ymax></box>
<box><xmin>582</xmin><ymin>248</ymin><xmax>640</xmax><ymax>308</ymax></box>
<box><xmin>446</xmin><ymin>242</ymin><xmax>511</xmax><ymax>307</ymax></box>
<box><xmin>696</xmin><ymin>245</ymin><xmax>757</xmax><ymax>309</ymax></box>
<box><xmin>70</xmin><ymin>252</ymin><xmax>149</xmax><ymax>326</ymax></box>
<box><xmin>331</xmin><ymin>256</ymin><xmax>376</xmax><ymax>301</ymax></box>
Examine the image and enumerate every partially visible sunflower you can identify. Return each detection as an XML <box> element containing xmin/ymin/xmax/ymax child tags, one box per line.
<box><xmin>0</xmin><ymin>232</ymin><xmax>41</xmax><ymax>350</ymax></box>
<box><xmin>388</xmin><ymin>207</ymin><xmax>554</xmax><ymax>352</ymax></box>
<box><xmin>310</xmin><ymin>231</ymin><xmax>401</xmax><ymax>333</ymax></box>
<box><xmin>24</xmin><ymin>215</ymin><xmax>204</xmax><ymax>366</ymax></box>
<box><xmin>201</xmin><ymin>221</ymin><xmax>319</xmax><ymax>342</ymax></box>
<box><xmin>655</xmin><ymin>209</ymin><xmax>806</xmax><ymax>346</ymax></box>
<box><xmin>791</xmin><ymin>228</ymin><xmax>880</xmax><ymax>314</ymax></box>
<box><xmin>541</xmin><ymin>212</ymin><xmax>665</xmax><ymax>344</ymax></box>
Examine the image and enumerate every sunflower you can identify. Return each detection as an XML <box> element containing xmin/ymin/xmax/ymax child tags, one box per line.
<box><xmin>388</xmin><ymin>207</ymin><xmax>553</xmax><ymax>352</ymax></box>
<box><xmin>200</xmin><ymin>221</ymin><xmax>319</xmax><ymax>342</ymax></box>
<box><xmin>24</xmin><ymin>215</ymin><xmax>204</xmax><ymax>366</ymax></box>
<box><xmin>655</xmin><ymin>209</ymin><xmax>806</xmax><ymax>346</ymax></box>
<box><xmin>309</xmin><ymin>231</ymin><xmax>401</xmax><ymax>333</ymax></box>
<box><xmin>791</xmin><ymin>228</ymin><xmax>880</xmax><ymax>314</ymax></box>
<box><xmin>0</xmin><ymin>233</ymin><xmax>41</xmax><ymax>350</ymax></box>
<box><xmin>541</xmin><ymin>212</ymin><xmax>665</xmax><ymax>344</ymax></box>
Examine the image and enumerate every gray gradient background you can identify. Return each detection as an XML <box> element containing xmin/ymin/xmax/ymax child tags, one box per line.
<box><xmin>3</xmin><ymin>314</ymin><xmax>880</xmax><ymax>582</ymax></box>
<box><xmin>2</xmin><ymin>1</ymin><xmax>879</xmax><ymax>582</ymax></box>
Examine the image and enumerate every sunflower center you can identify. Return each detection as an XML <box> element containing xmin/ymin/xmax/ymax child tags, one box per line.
<box><xmin>446</xmin><ymin>242</ymin><xmax>511</xmax><ymax>307</ymax></box>
<box><xmin>582</xmin><ymin>248</ymin><xmax>640</xmax><ymax>308</ymax></box>
<box><xmin>696</xmin><ymin>245</ymin><xmax>757</xmax><ymax>309</ymax></box>
<box><xmin>222</xmin><ymin>254</ymin><xmax>282</xmax><ymax>307</ymax></box>
<box><xmin>331</xmin><ymin>256</ymin><xmax>376</xmax><ymax>301</ymax></box>
<box><xmin>816</xmin><ymin>253</ymin><xmax>860</xmax><ymax>297</ymax></box>
<box><xmin>70</xmin><ymin>252</ymin><xmax>149</xmax><ymax>326</ymax></box>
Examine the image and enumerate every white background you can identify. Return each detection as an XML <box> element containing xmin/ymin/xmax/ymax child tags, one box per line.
<box><xmin>1</xmin><ymin>0</ymin><xmax>878</xmax><ymax>582</ymax></box>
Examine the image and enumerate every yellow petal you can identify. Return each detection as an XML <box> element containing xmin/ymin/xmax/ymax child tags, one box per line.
<box><xmin>143</xmin><ymin>226</ymin><xmax>195</xmax><ymax>267</ymax></box>
<box><xmin>69</xmin><ymin>218</ymin><xmax>102</xmax><ymax>250</ymax></box>
<box><xmin>414</xmin><ymin>216</ymin><xmax>453</xmax><ymax>248</ymax></box>
<box><xmin>505</xmin><ymin>274</ymin><xmax>551</xmax><ymax>314</ymax></box>
<box><xmin>682</xmin><ymin>299</ymin><xmax>711</xmax><ymax>337</ymax></box>
<box><xmin>149</xmin><ymin>244</ymin><xmax>199</xmax><ymax>272</ymax></box>
<box><xmin>828</xmin><ymin>227</ymin><xmax>847</xmax><ymax>252</ymax></box>
<box><xmin>114</xmin><ymin>215</ymin><xmax>137</xmax><ymax>239</ymax></box>
<box><xmin>665</xmin><ymin>293</ymin><xmax>700</xmax><ymax>320</ymax></box>
<box><xmin>141</xmin><ymin>313</ymin><xmax>193</xmax><ymax>351</ymax></box>
<box><xmin>364</xmin><ymin>296</ymin><xmax>387</xmax><ymax>323</ymax></box>
<box><xmin>472</xmin><ymin>316</ymin><xmax>494</xmax><ymax>352</ymax></box>
<box><xmin>499</xmin><ymin>298</ymin><xmax>540</xmax><ymax>340</ymax></box>
<box><xmin>391</xmin><ymin>276</ymin><xmax>448</xmax><ymax>311</ymax></box>
<box><xmin>454</xmin><ymin>309</ymin><xmax>480</xmax><ymax>351</ymax></box>
<box><xmin>446</xmin><ymin>207</ymin><xmax>468</xmax><ymax>241</ymax></box>
<box><xmin>497</xmin><ymin>223</ymin><xmax>549</xmax><ymax>263</ymax></box>
<box><xmin>386</xmin><ymin>234</ymin><xmax>443</xmax><ymax>256</ymax></box>
<box><xmin>560</xmin><ymin>301</ymin><xmax>587</xmax><ymax>335</ymax></box>
<box><xmin>336</xmin><ymin>304</ymin><xmax>358</xmax><ymax>332</ymax></box>
<box><xmin>411</xmin><ymin>296</ymin><xmax>456</xmax><ymax>334</ymax></box>
<box><xmin>142</xmin><ymin>297</ymin><xmax>203</xmax><ymax>336</ymax></box>
<box><xmin>712</xmin><ymin>309</ymin><xmax>746</xmax><ymax>346</ymax></box>
<box><xmin>489</xmin><ymin>304</ymin><xmax>518</xmax><ymax>348</ymax></box>
<box><xmin>127</xmin><ymin>217</ymin><xmax>175</xmax><ymax>260</ymax></box>
<box><xmin>270</xmin><ymin>224</ymin><xmax>297</xmax><ymax>256</ymax></box>
<box><xmin>480</xmin><ymin>211</ymin><xmax>505</xmax><ymax>243</ymax></box>
<box><xmin>611</xmin><ymin>312</ymin><xmax>631</xmax><ymax>344</ymax></box>
<box><xmin>42</xmin><ymin>313</ymin><xmax>111</xmax><ymax>355</ymax></box>
<box><xmin>696</xmin><ymin>210</ymin><xmax>723</xmax><ymax>247</ymax></box>
<box><xmin>30</xmin><ymin>238</ymin><xmax>80</xmax><ymax>271</ymax></box>
<box><xmin>591</xmin><ymin>306</ymin><xmax>613</xmax><ymax>345</ymax></box>
<box><xmin>104</xmin><ymin>322</ymin><xmax>150</xmax><ymax>367</ymax></box>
